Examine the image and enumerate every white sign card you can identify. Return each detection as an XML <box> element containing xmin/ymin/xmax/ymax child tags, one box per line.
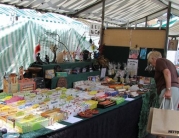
<box><xmin>100</xmin><ymin>68</ymin><xmax>106</xmax><ymax>79</ymax></box>
<box><xmin>46</xmin><ymin>123</ymin><xmax>66</xmax><ymax>130</ymax></box>
<box><xmin>89</xmin><ymin>23</ymin><xmax>100</xmax><ymax>36</ymax></box>
<box><xmin>64</xmin><ymin>116</ymin><xmax>83</xmax><ymax>124</ymax></box>
<box><xmin>127</xmin><ymin>59</ymin><xmax>138</xmax><ymax>77</ymax></box>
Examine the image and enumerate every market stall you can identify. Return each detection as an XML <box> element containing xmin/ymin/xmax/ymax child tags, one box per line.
<box><xmin>0</xmin><ymin>74</ymin><xmax>159</xmax><ymax>138</ymax></box>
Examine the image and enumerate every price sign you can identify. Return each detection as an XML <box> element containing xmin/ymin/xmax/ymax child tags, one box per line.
<box><xmin>89</xmin><ymin>23</ymin><xmax>100</xmax><ymax>36</ymax></box>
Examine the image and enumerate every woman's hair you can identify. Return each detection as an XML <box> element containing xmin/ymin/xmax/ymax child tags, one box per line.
<box><xmin>147</xmin><ymin>51</ymin><xmax>162</xmax><ymax>63</ymax></box>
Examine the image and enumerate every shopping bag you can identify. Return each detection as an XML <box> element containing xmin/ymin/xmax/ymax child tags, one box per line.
<box><xmin>168</xmin><ymin>38</ymin><xmax>178</xmax><ymax>51</ymax></box>
<box><xmin>147</xmin><ymin>98</ymin><xmax>179</xmax><ymax>137</ymax></box>
<box><xmin>146</xmin><ymin>107</ymin><xmax>154</xmax><ymax>133</ymax></box>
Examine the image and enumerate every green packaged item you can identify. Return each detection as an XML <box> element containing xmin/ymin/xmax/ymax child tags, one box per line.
<box><xmin>111</xmin><ymin>97</ymin><xmax>125</xmax><ymax>105</ymax></box>
<box><xmin>56</xmin><ymin>72</ymin><xmax>68</xmax><ymax>77</ymax></box>
<box><xmin>0</xmin><ymin>92</ymin><xmax>12</xmax><ymax>100</ymax></box>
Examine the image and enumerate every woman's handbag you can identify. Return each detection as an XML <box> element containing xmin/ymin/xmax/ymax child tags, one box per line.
<box><xmin>146</xmin><ymin>97</ymin><xmax>179</xmax><ymax>137</ymax></box>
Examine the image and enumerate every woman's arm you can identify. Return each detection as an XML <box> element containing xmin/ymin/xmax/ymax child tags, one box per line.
<box><xmin>163</xmin><ymin>69</ymin><xmax>171</xmax><ymax>98</ymax></box>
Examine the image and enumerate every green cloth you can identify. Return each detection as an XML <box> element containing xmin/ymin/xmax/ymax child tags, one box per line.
<box><xmin>138</xmin><ymin>84</ymin><xmax>159</xmax><ymax>138</ymax></box>
<box><xmin>31</xmin><ymin>61</ymin><xmax>95</xmax><ymax>74</ymax></box>
<box><xmin>30</xmin><ymin>60</ymin><xmax>100</xmax><ymax>88</ymax></box>
<box><xmin>51</xmin><ymin>71</ymin><xmax>100</xmax><ymax>88</ymax></box>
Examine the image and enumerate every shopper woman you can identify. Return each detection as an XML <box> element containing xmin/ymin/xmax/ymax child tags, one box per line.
<box><xmin>147</xmin><ymin>51</ymin><xmax>179</xmax><ymax>138</ymax></box>
<box><xmin>147</xmin><ymin>51</ymin><xmax>179</xmax><ymax>110</ymax></box>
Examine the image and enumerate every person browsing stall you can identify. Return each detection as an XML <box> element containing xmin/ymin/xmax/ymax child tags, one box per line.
<box><xmin>147</xmin><ymin>51</ymin><xmax>179</xmax><ymax>110</ymax></box>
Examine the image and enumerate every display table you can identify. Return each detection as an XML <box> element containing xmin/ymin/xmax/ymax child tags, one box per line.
<box><xmin>19</xmin><ymin>88</ymin><xmax>158</xmax><ymax>138</ymax></box>
<box><xmin>21</xmin><ymin>96</ymin><xmax>142</xmax><ymax>138</ymax></box>
<box><xmin>51</xmin><ymin>71</ymin><xmax>100</xmax><ymax>88</ymax></box>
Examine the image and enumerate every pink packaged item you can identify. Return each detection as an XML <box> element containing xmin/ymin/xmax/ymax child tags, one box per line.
<box><xmin>5</xmin><ymin>96</ymin><xmax>24</xmax><ymax>104</ymax></box>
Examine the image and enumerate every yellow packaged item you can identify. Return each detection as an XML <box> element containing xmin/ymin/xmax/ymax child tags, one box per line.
<box><xmin>89</xmin><ymin>91</ymin><xmax>97</xmax><ymax>95</ymax></box>
<box><xmin>84</xmin><ymin>100</ymin><xmax>98</xmax><ymax>109</ymax></box>
<box><xmin>41</xmin><ymin>108</ymin><xmax>66</xmax><ymax>125</ymax></box>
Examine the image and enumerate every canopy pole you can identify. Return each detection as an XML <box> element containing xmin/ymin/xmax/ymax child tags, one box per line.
<box><xmin>164</xmin><ymin>1</ymin><xmax>171</xmax><ymax>58</ymax></box>
<box><xmin>99</xmin><ymin>0</ymin><xmax>105</xmax><ymax>54</ymax></box>
<box><xmin>145</xmin><ymin>16</ymin><xmax>148</xmax><ymax>27</ymax></box>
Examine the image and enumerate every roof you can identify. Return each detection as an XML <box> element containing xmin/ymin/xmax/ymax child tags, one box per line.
<box><xmin>169</xmin><ymin>20</ymin><xmax>179</xmax><ymax>35</ymax></box>
<box><xmin>0</xmin><ymin>0</ymin><xmax>178</xmax><ymax>26</ymax></box>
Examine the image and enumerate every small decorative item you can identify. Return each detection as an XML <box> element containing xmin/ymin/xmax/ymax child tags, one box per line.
<box><xmin>92</xmin><ymin>60</ymin><xmax>100</xmax><ymax>71</ymax></box>
<box><xmin>45</xmin><ymin>55</ymin><xmax>50</xmax><ymax>64</ymax></box>
<box><xmin>54</xmin><ymin>65</ymin><xmax>62</xmax><ymax>73</ymax></box>
<box><xmin>19</xmin><ymin>66</ymin><xmax>24</xmax><ymax>80</ymax></box>
<box><xmin>94</xmin><ymin>51</ymin><xmax>99</xmax><ymax>59</ymax></box>
<box><xmin>57</xmin><ymin>77</ymin><xmax>67</xmax><ymax>88</ymax></box>
<box><xmin>81</xmin><ymin>49</ymin><xmax>91</xmax><ymax>61</ymax></box>
<box><xmin>79</xmin><ymin>52</ymin><xmax>83</xmax><ymax>61</ymax></box>
<box><xmin>72</xmin><ymin>67</ymin><xmax>81</xmax><ymax>74</ymax></box>
<box><xmin>71</xmin><ymin>51</ymin><xmax>76</xmax><ymax>62</ymax></box>
<box><xmin>56</xmin><ymin>52</ymin><xmax>64</xmax><ymax>63</ymax></box>
<box><xmin>36</xmin><ymin>53</ymin><xmax>44</xmax><ymax>65</ymax></box>
<box><xmin>97</xmin><ymin>55</ymin><xmax>109</xmax><ymax>68</ymax></box>
<box><xmin>33</xmin><ymin>77</ymin><xmax>45</xmax><ymax>89</ymax></box>
<box><xmin>145</xmin><ymin>64</ymin><xmax>155</xmax><ymax>72</ymax></box>
<box><xmin>62</xmin><ymin>50</ymin><xmax>68</xmax><ymax>62</ymax></box>
<box><xmin>50</xmin><ymin>45</ymin><xmax>58</xmax><ymax>63</ymax></box>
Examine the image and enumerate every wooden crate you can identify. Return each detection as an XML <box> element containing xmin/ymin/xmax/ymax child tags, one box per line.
<box><xmin>18</xmin><ymin>78</ymin><xmax>36</xmax><ymax>91</ymax></box>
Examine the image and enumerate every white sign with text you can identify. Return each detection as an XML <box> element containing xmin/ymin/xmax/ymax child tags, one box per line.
<box><xmin>89</xmin><ymin>23</ymin><xmax>100</xmax><ymax>36</ymax></box>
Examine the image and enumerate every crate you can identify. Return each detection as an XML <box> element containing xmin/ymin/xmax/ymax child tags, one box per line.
<box><xmin>3</xmin><ymin>73</ymin><xmax>18</xmax><ymax>93</ymax></box>
<box><xmin>18</xmin><ymin>78</ymin><xmax>36</xmax><ymax>91</ymax></box>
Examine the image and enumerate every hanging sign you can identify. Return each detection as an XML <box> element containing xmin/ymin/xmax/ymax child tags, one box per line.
<box><xmin>168</xmin><ymin>38</ymin><xmax>178</xmax><ymax>51</ymax></box>
<box><xmin>89</xmin><ymin>23</ymin><xmax>100</xmax><ymax>36</ymax></box>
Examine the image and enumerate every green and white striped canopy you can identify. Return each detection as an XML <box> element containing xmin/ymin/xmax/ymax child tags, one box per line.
<box><xmin>0</xmin><ymin>5</ymin><xmax>92</xmax><ymax>89</ymax></box>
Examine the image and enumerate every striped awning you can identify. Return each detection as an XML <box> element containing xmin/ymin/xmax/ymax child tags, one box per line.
<box><xmin>0</xmin><ymin>4</ymin><xmax>89</xmax><ymax>26</ymax></box>
<box><xmin>0</xmin><ymin>0</ymin><xmax>178</xmax><ymax>26</ymax></box>
<box><xmin>169</xmin><ymin>20</ymin><xmax>179</xmax><ymax>35</ymax></box>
